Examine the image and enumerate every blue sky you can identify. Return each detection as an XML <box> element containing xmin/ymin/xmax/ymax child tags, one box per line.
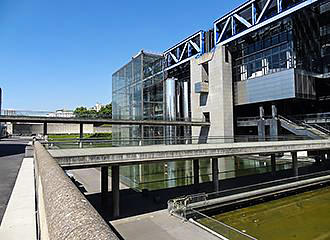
<box><xmin>0</xmin><ymin>0</ymin><xmax>244</xmax><ymax>111</ymax></box>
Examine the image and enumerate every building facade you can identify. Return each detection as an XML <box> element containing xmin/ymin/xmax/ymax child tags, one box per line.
<box><xmin>113</xmin><ymin>0</ymin><xmax>330</xmax><ymax>144</ymax></box>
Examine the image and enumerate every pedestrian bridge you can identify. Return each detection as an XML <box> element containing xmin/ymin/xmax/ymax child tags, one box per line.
<box><xmin>49</xmin><ymin>139</ymin><xmax>330</xmax><ymax>169</ymax></box>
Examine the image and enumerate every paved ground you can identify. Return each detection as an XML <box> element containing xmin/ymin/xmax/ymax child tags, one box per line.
<box><xmin>0</xmin><ymin>158</ymin><xmax>36</xmax><ymax>239</ymax></box>
<box><xmin>0</xmin><ymin>138</ymin><xmax>28</xmax><ymax>225</ymax></box>
<box><xmin>68</xmin><ymin>168</ymin><xmax>128</xmax><ymax>195</ymax></box>
<box><xmin>111</xmin><ymin>210</ymin><xmax>219</xmax><ymax>240</ymax></box>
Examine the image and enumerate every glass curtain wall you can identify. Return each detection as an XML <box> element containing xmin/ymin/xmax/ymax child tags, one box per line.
<box><xmin>142</xmin><ymin>57</ymin><xmax>165</xmax><ymax>144</ymax></box>
<box><xmin>112</xmin><ymin>52</ymin><xmax>162</xmax><ymax>146</ymax></box>
<box><xmin>229</xmin><ymin>17</ymin><xmax>295</xmax><ymax>82</ymax></box>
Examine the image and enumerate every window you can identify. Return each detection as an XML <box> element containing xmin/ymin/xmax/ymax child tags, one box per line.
<box><xmin>202</xmin><ymin>62</ymin><xmax>209</xmax><ymax>82</ymax></box>
<box><xmin>203</xmin><ymin>112</ymin><xmax>210</xmax><ymax>122</ymax></box>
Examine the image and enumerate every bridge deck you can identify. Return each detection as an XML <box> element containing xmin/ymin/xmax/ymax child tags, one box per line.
<box><xmin>48</xmin><ymin>140</ymin><xmax>330</xmax><ymax>169</ymax></box>
<box><xmin>0</xmin><ymin>115</ymin><xmax>208</xmax><ymax>126</ymax></box>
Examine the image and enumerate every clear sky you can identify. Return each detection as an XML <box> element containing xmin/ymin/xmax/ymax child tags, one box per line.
<box><xmin>0</xmin><ymin>0</ymin><xmax>245</xmax><ymax>111</ymax></box>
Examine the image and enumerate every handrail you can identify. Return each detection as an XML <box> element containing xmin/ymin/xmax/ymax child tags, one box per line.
<box><xmin>34</xmin><ymin>141</ymin><xmax>119</xmax><ymax>240</ymax></box>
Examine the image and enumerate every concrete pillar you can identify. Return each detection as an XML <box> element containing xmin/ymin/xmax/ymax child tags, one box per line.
<box><xmin>271</xmin><ymin>154</ymin><xmax>276</xmax><ymax>176</ymax></box>
<box><xmin>112</xmin><ymin>165</ymin><xmax>120</xmax><ymax>218</ymax></box>
<box><xmin>291</xmin><ymin>152</ymin><xmax>298</xmax><ymax>177</ymax></box>
<box><xmin>270</xmin><ymin>106</ymin><xmax>278</xmax><ymax>141</ymax></box>
<box><xmin>79</xmin><ymin>123</ymin><xmax>83</xmax><ymax>148</ymax></box>
<box><xmin>258</xmin><ymin>120</ymin><xmax>265</xmax><ymax>141</ymax></box>
<box><xmin>258</xmin><ymin>106</ymin><xmax>265</xmax><ymax>141</ymax></box>
<box><xmin>101</xmin><ymin>166</ymin><xmax>108</xmax><ymax>200</ymax></box>
<box><xmin>193</xmin><ymin>159</ymin><xmax>199</xmax><ymax>185</ymax></box>
<box><xmin>212</xmin><ymin>158</ymin><xmax>219</xmax><ymax>192</ymax></box>
<box><xmin>43</xmin><ymin>122</ymin><xmax>47</xmax><ymax>136</ymax></box>
<box><xmin>79</xmin><ymin>123</ymin><xmax>83</xmax><ymax>138</ymax></box>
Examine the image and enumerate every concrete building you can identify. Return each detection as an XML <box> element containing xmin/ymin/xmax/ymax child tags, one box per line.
<box><xmin>47</xmin><ymin>109</ymin><xmax>75</xmax><ymax>118</ymax></box>
<box><xmin>112</xmin><ymin>0</ymin><xmax>330</xmax><ymax>144</ymax></box>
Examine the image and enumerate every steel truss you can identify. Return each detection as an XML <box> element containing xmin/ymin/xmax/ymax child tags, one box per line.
<box><xmin>214</xmin><ymin>0</ymin><xmax>319</xmax><ymax>46</ymax></box>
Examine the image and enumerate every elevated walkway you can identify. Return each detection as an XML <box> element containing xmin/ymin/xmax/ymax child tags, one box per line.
<box><xmin>48</xmin><ymin>139</ymin><xmax>330</xmax><ymax>169</ymax></box>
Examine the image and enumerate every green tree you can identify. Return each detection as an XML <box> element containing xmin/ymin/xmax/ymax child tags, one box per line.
<box><xmin>74</xmin><ymin>103</ymin><xmax>112</xmax><ymax>119</ymax></box>
<box><xmin>99</xmin><ymin>103</ymin><xmax>112</xmax><ymax>118</ymax></box>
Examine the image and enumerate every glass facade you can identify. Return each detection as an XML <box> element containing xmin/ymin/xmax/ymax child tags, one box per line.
<box><xmin>229</xmin><ymin>17</ymin><xmax>295</xmax><ymax>82</ymax></box>
<box><xmin>229</xmin><ymin>2</ymin><xmax>330</xmax><ymax>83</ymax></box>
<box><xmin>112</xmin><ymin>51</ymin><xmax>163</xmax><ymax>145</ymax></box>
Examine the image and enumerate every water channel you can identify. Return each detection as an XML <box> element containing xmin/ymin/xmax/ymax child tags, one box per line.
<box><xmin>198</xmin><ymin>185</ymin><xmax>330</xmax><ymax>240</ymax></box>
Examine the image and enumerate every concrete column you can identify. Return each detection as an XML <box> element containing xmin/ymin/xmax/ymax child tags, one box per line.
<box><xmin>257</xmin><ymin>120</ymin><xmax>265</xmax><ymax>141</ymax></box>
<box><xmin>112</xmin><ymin>165</ymin><xmax>120</xmax><ymax>218</ymax></box>
<box><xmin>101</xmin><ymin>166</ymin><xmax>108</xmax><ymax>200</ymax></box>
<box><xmin>43</xmin><ymin>122</ymin><xmax>47</xmax><ymax>136</ymax></box>
<box><xmin>193</xmin><ymin>159</ymin><xmax>199</xmax><ymax>185</ymax></box>
<box><xmin>291</xmin><ymin>152</ymin><xmax>298</xmax><ymax>177</ymax></box>
<box><xmin>271</xmin><ymin>154</ymin><xmax>276</xmax><ymax>176</ymax></box>
<box><xmin>258</xmin><ymin>106</ymin><xmax>265</xmax><ymax>141</ymax></box>
<box><xmin>79</xmin><ymin>123</ymin><xmax>83</xmax><ymax>138</ymax></box>
<box><xmin>270</xmin><ymin>105</ymin><xmax>278</xmax><ymax>141</ymax></box>
<box><xmin>212</xmin><ymin>158</ymin><xmax>219</xmax><ymax>192</ymax></box>
<box><xmin>79</xmin><ymin>123</ymin><xmax>83</xmax><ymax>148</ymax></box>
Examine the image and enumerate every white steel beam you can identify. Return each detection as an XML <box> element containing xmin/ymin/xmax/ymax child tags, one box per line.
<box><xmin>256</xmin><ymin>0</ymin><xmax>272</xmax><ymax>24</ymax></box>
<box><xmin>217</xmin><ymin>17</ymin><xmax>231</xmax><ymax>44</ymax></box>
<box><xmin>189</xmin><ymin>40</ymin><xmax>200</xmax><ymax>52</ymax></box>
<box><xmin>234</xmin><ymin>14</ymin><xmax>252</xmax><ymax>28</ymax></box>
<box><xmin>219</xmin><ymin>0</ymin><xmax>318</xmax><ymax>45</ymax></box>
<box><xmin>169</xmin><ymin>52</ymin><xmax>179</xmax><ymax>63</ymax></box>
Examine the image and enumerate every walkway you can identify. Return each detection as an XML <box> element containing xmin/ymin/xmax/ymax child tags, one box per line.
<box><xmin>0</xmin><ymin>138</ymin><xmax>27</xmax><ymax>224</ymax></box>
<box><xmin>49</xmin><ymin>139</ymin><xmax>330</xmax><ymax>168</ymax></box>
<box><xmin>0</xmin><ymin>158</ymin><xmax>36</xmax><ymax>239</ymax></box>
<box><xmin>111</xmin><ymin>210</ymin><xmax>219</xmax><ymax>240</ymax></box>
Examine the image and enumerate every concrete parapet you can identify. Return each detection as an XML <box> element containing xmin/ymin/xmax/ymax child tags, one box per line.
<box><xmin>34</xmin><ymin>141</ymin><xmax>119</xmax><ymax>240</ymax></box>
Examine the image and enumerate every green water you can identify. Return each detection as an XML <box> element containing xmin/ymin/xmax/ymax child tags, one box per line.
<box><xmin>199</xmin><ymin>186</ymin><xmax>330</xmax><ymax>240</ymax></box>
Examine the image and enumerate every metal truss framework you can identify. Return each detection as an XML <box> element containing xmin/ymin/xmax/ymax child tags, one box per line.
<box><xmin>214</xmin><ymin>0</ymin><xmax>319</xmax><ymax>45</ymax></box>
<box><xmin>163</xmin><ymin>31</ymin><xmax>203</xmax><ymax>70</ymax></box>
<box><xmin>162</xmin><ymin>0</ymin><xmax>319</xmax><ymax>69</ymax></box>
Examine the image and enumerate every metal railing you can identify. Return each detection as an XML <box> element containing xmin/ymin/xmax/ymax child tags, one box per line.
<box><xmin>42</xmin><ymin>135</ymin><xmax>310</xmax><ymax>150</ymax></box>
<box><xmin>0</xmin><ymin>109</ymin><xmax>206</xmax><ymax>123</ymax></box>
<box><xmin>189</xmin><ymin>209</ymin><xmax>257</xmax><ymax>240</ymax></box>
<box><xmin>34</xmin><ymin>141</ymin><xmax>119</xmax><ymax>240</ymax></box>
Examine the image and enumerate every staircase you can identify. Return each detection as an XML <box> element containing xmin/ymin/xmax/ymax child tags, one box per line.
<box><xmin>278</xmin><ymin>115</ymin><xmax>329</xmax><ymax>140</ymax></box>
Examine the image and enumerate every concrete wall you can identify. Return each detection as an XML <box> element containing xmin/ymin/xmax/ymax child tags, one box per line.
<box><xmin>8</xmin><ymin>123</ymin><xmax>112</xmax><ymax>135</ymax></box>
<box><xmin>191</xmin><ymin>46</ymin><xmax>234</xmax><ymax>142</ymax></box>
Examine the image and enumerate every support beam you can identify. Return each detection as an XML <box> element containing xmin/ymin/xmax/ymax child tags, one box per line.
<box><xmin>193</xmin><ymin>159</ymin><xmax>199</xmax><ymax>185</ymax></box>
<box><xmin>271</xmin><ymin>154</ymin><xmax>276</xmax><ymax>177</ymax></box>
<box><xmin>79</xmin><ymin>123</ymin><xmax>83</xmax><ymax>148</ymax></box>
<box><xmin>43</xmin><ymin>122</ymin><xmax>47</xmax><ymax>136</ymax></box>
<box><xmin>212</xmin><ymin>158</ymin><xmax>219</xmax><ymax>192</ymax></box>
<box><xmin>101</xmin><ymin>166</ymin><xmax>108</xmax><ymax>201</ymax></box>
<box><xmin>270</xmin><ymin>105</ymin><xmax>278</xmax><ymax>141</ymax></box>
<box><xmin>79</xmin><ymin>123</ymin><xmax>83</xmax><ymax>139</ymax></box>
<box><xmin>112</xmin><ymin>165</ymin><xmax>120</xmax><ymax>218</ymax></box>
<box><xmin>291</xmin><ymin>152</ymin><xmax>298</xmax><ymax>177</ymax></box>
<box><xmin>258</xmin><ymin>106</ymin><xmax>265</xmax><ymax>141</ymax></box>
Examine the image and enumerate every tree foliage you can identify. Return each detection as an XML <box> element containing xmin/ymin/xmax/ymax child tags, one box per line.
<box><xmin>74</xmin><ymin>103</ymin><xmax>112</xmax><ymax>119</ymax></box>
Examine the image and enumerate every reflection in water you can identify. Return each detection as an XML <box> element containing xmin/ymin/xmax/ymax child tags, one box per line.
<box><xmin>120</xmin><ymin>155</ymin><xmax>313</xmax><ymax>191</ymax></box>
